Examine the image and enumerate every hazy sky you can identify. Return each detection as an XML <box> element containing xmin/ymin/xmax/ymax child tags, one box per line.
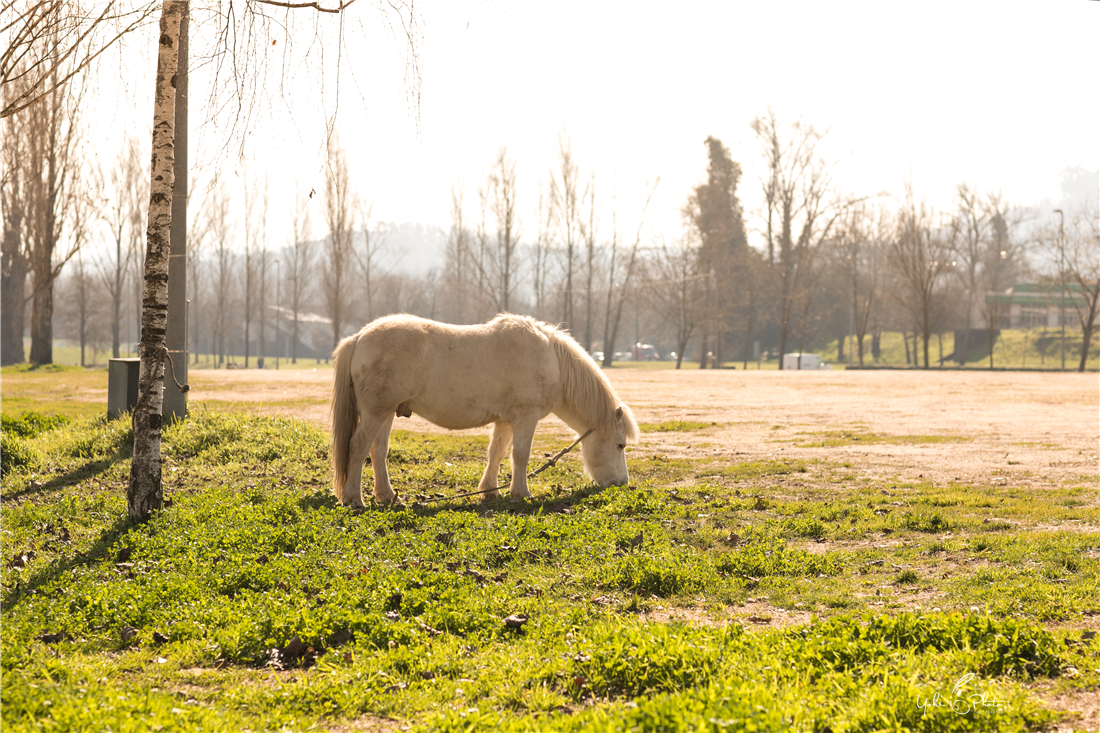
<box><xmin>91</xmin><ymin>0</ymin><xmax>1097</xmax><ymax>246</ymax></box>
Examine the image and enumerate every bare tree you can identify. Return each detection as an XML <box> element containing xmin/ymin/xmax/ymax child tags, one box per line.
<box><xmin>95</xmin><ymin>135</ymin><xmax>146</xmax><ymax>357</ymax></box>
<box><xmin>442</xmin><ymin>182</ymin><xmax>472</xmax><ymax>323</ymax></box>
<box><xmin>836</xmin><ymin>201</ymin><xmax>887</xmax><ymax>367</ymax></box>
<box><xmin>951</xmin><ymin>183</ymin><xmax>986</xmax><ymax>363</ymax></box>
<box><xmin>286</xmin><ymin>193</ymin><xmax>314</xmax><ymax>363</ymax></box>
<box><xmin>185</xmin><ymin>173</ymin><xmax>211</xmax><ymax>364</ymax></box>
<box><xmin>647</xmin><ymin>229</ymin><xmax>706</xmax><ymax>369</ymax></box>
<box><xmin>467</xmin><ymin>146</ymin><xmax>522</xmax><ymax>314</ymax></box>
<box><xmin>1049</xmin><ymin>201</ymin><xmax>1100</xmax><ymax>372</ymax></box>
<box><xmin>208</xmin><ymin>182</ymin><xmax>235</xmax><ymax>367</ymax></box>
<box><xmin>128</xmin><ymin>0</ymin><xmax>183</xmax><ymax>521</ymax></box>
<box><xmin>550</xmin><ymin>131</ymin><xmax>581</xmax><ymax>330</ymax></box>
<box><xmin>1</xmin><ymin>2</ymin><xmax>160</xmax><ymax>118</ymax></box>
<box><xmin>601</xmin><ymin>179</ymin><xmax>658</xmax><ymax>367</ymax></box>
<box><xmin>240</xmin><ymin>177</ymin><xmax>267</xmax><ymax>367</ymax></box>
<box><xmin>322</xmin><ymin>139</ymin><xmax>356</xmax><ymax>349</ymax></box>
<box><xmin>0</xmin><ymin>73</ymin><xmax>30</xmax><ymax>365</ymax></box>
<box><xmin>490</xmin><ymin>146</ymin><xmax>521</xmax><ymax>313</ymax></box>
<box><xmin>890</xmin><ymin>182</ymin><xmax>955</xmax><ymax>369</ymax></box>
<box><xmin>257</xmin><ymin>180</ymin><xmax>271</xmax><ymax>367</ymax></box>
<box><xmin>977</xmin><ymin>193</ymin><xmax>1027</xmax><ymax>368</ymax></box>
<box><xmin>750</xmin><ymin>109</ymin><xmax>843</xmax><ymax>367</ymax></box>
<box><xmin>2</xmin><ymin>22</ymin><xmax>88</xmax><ymax>366</ymax></box>
<box><xmin>354</xmin><ymin>201</ymin><xmax>386</xmax><ymax>324</ymax></box>
<box><xmin>59</xmin><ymin>249</ymin><xmax>104</xmax><ymax>366</ymax></box>
<box><xmin>529</xmin><ymin>181</ymin><xmax>554</xmax><ymax>321</ymax></box>
<box><xmin>579</xmin><ymin>170</ymin><xmax>598</xmax><ymax>352</ymax></box>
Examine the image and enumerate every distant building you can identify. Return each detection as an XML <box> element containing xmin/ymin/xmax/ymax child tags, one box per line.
<box><xmin>982</xmin><ymin>284</ymin><xmax>1087</xmax><ymax>330</ymax></box>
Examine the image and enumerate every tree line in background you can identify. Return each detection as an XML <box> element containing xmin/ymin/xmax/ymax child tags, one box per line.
<box><xmin>4</xmin><ymin>78</ymin><xmax>1099</xmax><ymax>371</ymax></box>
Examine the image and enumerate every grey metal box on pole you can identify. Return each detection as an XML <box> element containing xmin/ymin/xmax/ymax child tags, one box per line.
<box><xmin>108</xmin><ymin>358</ymin><xmax>141</xmax><ymax>419</ymax></box>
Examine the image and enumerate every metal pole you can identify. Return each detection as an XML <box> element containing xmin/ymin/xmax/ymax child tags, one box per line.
<box><xmin>163</xmin><ymin>2</ymin><xmax>189</xmax><ymax>422</ymax></box>
<box><xmin>274</xmin><ymin>259</ymin><xmax>280</xmax><ymax>370</ymax></box>
<box><xmin>1054</xmin><ymin>209</ymin><xmax>1065</xmax><ymax>371</ymax></box>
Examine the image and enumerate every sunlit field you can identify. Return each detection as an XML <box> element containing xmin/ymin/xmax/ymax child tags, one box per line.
<box><xmin>2</xmin><ymin>366</ymin><xmax>1098</xmax><ymax>732</ymax></box>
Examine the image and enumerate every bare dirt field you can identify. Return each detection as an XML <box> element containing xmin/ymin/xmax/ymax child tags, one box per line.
<box><xmin>187</xmin><ymin>368</ymin><xmax>1100</xmax><ymax>491</ymax></box>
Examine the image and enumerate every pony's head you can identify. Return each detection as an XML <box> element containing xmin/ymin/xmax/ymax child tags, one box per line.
<box><xmin>580</xmin><ymin>403</ymin><xmax>639</xmax><ymax>488</ymax></box>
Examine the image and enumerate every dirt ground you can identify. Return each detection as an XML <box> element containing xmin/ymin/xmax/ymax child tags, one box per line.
<box><xmin>188</xmin><ymin>368</ymin><xmax>1100</xmax><ymax>491</ymax></box>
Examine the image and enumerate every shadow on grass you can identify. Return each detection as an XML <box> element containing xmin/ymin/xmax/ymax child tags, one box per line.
<box><xmin>298</xmin><ymin>481</ymin><xmax>610</xmax><ymax>518</ymax></box>
<box><xmin>1</xmin><ymin>444</ymin><xmax>133</xmax><ymax>503</ymax></box>
<box><xmin>2</xmin><ymin>512</ymin><xmax>137</xmax><ymax>612</ymax></box>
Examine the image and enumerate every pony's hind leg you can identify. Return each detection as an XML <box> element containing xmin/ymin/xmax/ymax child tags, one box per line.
<box><xmin>342</xmin><ymin>413</ymin><xmax>387</xmax><ymax>508</ymax></box>
<box><xmin>370</xmin><ymin>413</ymin><xmax>397</xmax><ymax>504</ymax></box>
<box><xmin>478</xmin><ymin>422</ymin><xmax>513</xmax><ymax>500</ymax></box>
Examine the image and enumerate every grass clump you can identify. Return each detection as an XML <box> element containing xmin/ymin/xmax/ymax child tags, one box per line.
<box><xmin>638</xmin><ymin>420</ymin><xmax>716</xmax><ymax>433</ymax></box>
<box><xmin>1</xmin><ymin>411</ymin><xmax>72</xmax><ymax>438</ymax></box>
<box><xmin>903</xmin><ymin>512</ymin><xmax>952</xmax><ymax>533</ymax></box>
<box><xmin>718</xmin><ymin>539</ymin><xmax>842</xmax><ymax>578</ymax></box>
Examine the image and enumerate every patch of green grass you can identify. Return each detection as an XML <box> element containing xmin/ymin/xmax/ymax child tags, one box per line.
<box><xmin>797</xmin><ymin>429</ymin><xmax>973</xmax><ymax>447</ymax></box>
<box><xmin>638</xmin><ymin>420</ymin><xmax>716</xmax><ymax>433</ymax></box>
<box><xmin>716</xmin><ymin>458</ymin><xmax>809</xmax><ymax>480</ymax></box>
<box><xmin>2</xmin><ymin>411</ymin><xmax>1098</xmax><ymax>732</ymax></box>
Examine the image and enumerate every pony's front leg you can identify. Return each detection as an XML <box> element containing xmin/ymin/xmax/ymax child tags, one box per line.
<box><xmin>370</xmin><ymin>413</ymin><xmax>397</xmax><ymax>504</ymax></box>
<box><xmin>478</xmin><ymin>422</ymin><xmax>513</xmax><ymax>501</ymax></box>
<box><xmin>508</xmin><ymin>418</ymin><xmax>538</xmax><ymax>500</ymax></box>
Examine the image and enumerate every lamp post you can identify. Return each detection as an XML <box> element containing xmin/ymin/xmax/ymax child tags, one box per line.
<box><xmin>274</xmin><ymin>259</ymin><xmax>280</xmax><ymax>370</ymax></box>
<box><xmin>1053</xmin><ymin>209</ymin><xmax>1065</xmax><ymax>371</ymax></box>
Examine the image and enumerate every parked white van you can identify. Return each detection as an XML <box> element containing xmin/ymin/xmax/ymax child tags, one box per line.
<box><xmin>782</xmin><ymin>353</ymin><xmax>832</xmax><ymax>370</ymax></box>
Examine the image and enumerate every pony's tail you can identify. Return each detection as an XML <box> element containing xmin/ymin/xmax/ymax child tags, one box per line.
<box><xmin>331</xmin><ymin>333</ymin><xmax>360</xmax><ymax>500</ymax></box>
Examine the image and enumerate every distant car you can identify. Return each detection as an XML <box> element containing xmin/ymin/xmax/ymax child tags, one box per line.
<box><xmin>613</xmin><ymin>351</ymin><xmax>631</xmax><ymax>362</ymax></box>
<box><xmin>630</xmin><ymin>343</ymin><xmax>659</xmax><ymax>361</ymax></box>
<box><xmin>590</xmin><ymin>351</ymin><xmax>604</xmax><ymax>363</ymax></box>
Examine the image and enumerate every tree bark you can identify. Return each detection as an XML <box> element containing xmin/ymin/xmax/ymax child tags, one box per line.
<box><xmin>0</xmin><ymin>259</ymin><xmax>28</xmax><ymax>365</ymax></box>
<box><xmin>128</xmin><ymin>1</ymin><xmax>182</xmax><ymax>523</ymax></box>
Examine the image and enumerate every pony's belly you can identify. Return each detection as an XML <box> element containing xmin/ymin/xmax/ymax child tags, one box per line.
<box><xmin>410</xmin><ymin>402</ymin><xmax>497</xmax><ymax>431</ymax></box>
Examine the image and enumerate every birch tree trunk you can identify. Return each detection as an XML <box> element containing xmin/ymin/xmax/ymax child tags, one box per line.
<box><xmin>128</xmin><ymin>1</ymin><xmax>183</xmax><ymax>522</ymax></box>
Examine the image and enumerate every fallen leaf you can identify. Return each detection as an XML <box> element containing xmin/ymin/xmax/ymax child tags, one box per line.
<box><xmin>282</xmin><ymin>636</ymin><xmax>305</xmax><ymax>661</ymax></box>
<box><xmin>504</xmin><ymin>613</ymin><xmax>528</xmax><ymax>629</ymax></box>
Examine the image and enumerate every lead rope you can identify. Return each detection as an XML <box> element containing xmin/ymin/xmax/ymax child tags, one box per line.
<box><xmin>415</xmin><ymin>428</ymin><xmax>594</xmax><ymax>503</ymax></box>
<box><xmin>136</xmin><ymin>343</ymin><xmax>191</xmax><ymax>394</ymax></box>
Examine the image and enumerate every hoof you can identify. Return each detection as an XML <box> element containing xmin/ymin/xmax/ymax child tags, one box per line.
<box><xmin>480</xmin><ymin>488</ymin><xmax>501</xmax><ymax>502</ymax></box>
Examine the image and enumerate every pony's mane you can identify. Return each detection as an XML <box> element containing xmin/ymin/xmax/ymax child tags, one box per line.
<box><xmin>537</xmin><ymin>320</ymin><xmax>639</xmax><ymax>442</ymax></box>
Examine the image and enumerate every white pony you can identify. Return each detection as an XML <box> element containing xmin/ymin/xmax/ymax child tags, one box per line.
<box><xmin>330</xmin><ymin>314</ymin><xmax>639</xmax><ymax>507</ymax></box>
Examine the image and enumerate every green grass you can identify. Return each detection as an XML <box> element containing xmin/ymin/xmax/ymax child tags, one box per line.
<box><xmin>638</xmin><ymin>420</ymin><xmax>717</xmax><ymax>433</ymax></box>
<box><xmin>816</xmin><ymin>328</ymin><xmax>1099</xmax><ymax>370</ymax></box>
<box><xmin>796</xmin><ymin>429</ymin><xmax>974</xmax><ymax>447</ymax></box>
<box><xmin>2</xmin><ymin>410</ymin><xmax>1098</xmax><ymax>731</ymax></box>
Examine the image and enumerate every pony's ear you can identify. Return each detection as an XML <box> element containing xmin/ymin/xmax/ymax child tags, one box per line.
<box><xmin>615</xmin><ymin>405</ymin><xmax>623</xmax><ymax>421</ymax></box>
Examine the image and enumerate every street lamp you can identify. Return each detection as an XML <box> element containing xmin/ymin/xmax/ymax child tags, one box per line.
<box><xmin>274</xmin><ymin>259</ymin><xmax>280</xmax><ymax>370</ymax></box>
<box><xmin>1053</xmin><ymin>209</ymin><xmax>1065</xmax><ymax>371</ymax></box>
